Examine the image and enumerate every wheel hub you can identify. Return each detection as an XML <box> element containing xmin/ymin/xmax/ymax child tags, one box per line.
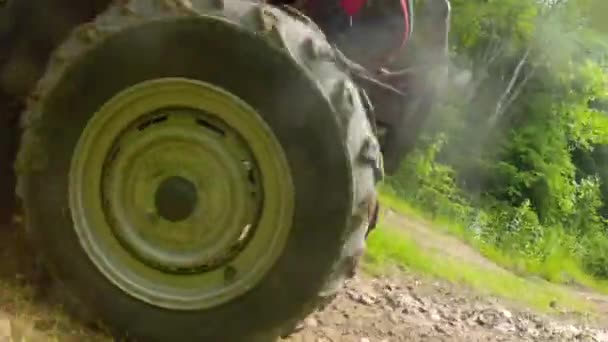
<box><xmin>101</xmin><ymin>107</ymin><xmax>264</xmax><ymax>273</ymax></box>
<box><xmin>69</xmin><ymin>78</ymin><xmax>294</xmax><ymax>310</ymax></box>
<box><xmin>155</xmin><ymin>176</ymin><xmax>198</xmax><ymax>223</ymax></box>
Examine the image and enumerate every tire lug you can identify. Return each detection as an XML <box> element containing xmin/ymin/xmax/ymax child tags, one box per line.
<box><xmin>258</xmin><ymin>7</ymin><xmax>277</xmax><ymax>32</ymax></box>
<box><xmin>304</xmin><ymin>37</ymin><xmax>333</xmax><ymax>60</ymax></box>
<box><xmin>332</xmin><ymin>80</ymin><xmax>355</xmax><ymax>113</ymax></box>
<box><xmin>359</xmin><ymin>136</ymin><xmax>379</xmax><ymax>163</ymax></box>
<box><xmin>331</xmin><ymin>81</ymin><xmax>356</xmax><ymax>131</ymax></box>
<box><xmin>51</xmin><ymin>51</ymin><xmax>67</xmax><ymax>65</ymax></box>
<box><xmin>78</xmin><ymin>24</ymin><xmax>98</xmax><ymax>43</ymax></box>
<box><xmin>359</xmin><ymin>136</ymin><xmax>384</xmax><ymax>181</ymax></box>
<box><xmin>252</xmin><ymin>7</ymin><xmax>284</xmax><ymax>47</ymax></box>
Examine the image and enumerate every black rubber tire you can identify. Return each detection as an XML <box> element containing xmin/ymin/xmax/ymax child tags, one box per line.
<box><xmin>15</xmin><ymin>1</ymin><xmax>381</xmax><ymax>341</ymax></box>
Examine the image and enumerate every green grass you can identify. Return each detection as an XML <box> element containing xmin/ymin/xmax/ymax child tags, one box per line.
<box><xmin>364</xmin><ymin>221</ymin><xmax>593</xmax><ymax>313</ymax></box>
<box><xmin>377</xmin><ymin>185</ymin><xmax>472</xmax><ymax>242</ymax></box>
<box><xmin>377</xmin><ymin>184</ymin><xmax>608</xmax><ymax>296</ymax></box>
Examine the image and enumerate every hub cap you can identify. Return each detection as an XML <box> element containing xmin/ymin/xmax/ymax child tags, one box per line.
<box><xmin>69</xmin><ymin>78</ymin><xmax>294</xmax><ymax>310</ymax></box>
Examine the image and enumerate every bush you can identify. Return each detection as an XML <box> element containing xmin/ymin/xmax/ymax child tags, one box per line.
<box><xmin>387</xmin><ymin>140</ymin><xmax>608</xmax><ymax>282</ymax></box>
<box><xmin>581</xmin><ymin>232</ymin><xmax>608</xmax><ymax>278</ymax></box>
<box><xmin>387</xmin><ymin>136</ymin><xmax>474</xmax><ymax>222</ymax></box>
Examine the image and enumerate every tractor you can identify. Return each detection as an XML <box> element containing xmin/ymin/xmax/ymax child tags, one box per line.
<box><xmin>0</xmin><ymin>0</ymin><xmax>450</xmax><ymax>340</ymax></box>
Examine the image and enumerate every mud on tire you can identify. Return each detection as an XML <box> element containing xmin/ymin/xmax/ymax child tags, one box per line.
<box><xmin>15</xmin><ymin>1</ymin><xmax>381</xmax><ymax>341</ymax></box>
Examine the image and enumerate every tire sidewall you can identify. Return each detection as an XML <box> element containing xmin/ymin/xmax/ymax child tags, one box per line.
<box><xmin>22</xmin><ymin>19</ymin><xmax>354</xmax><ymax>342</ymax></box>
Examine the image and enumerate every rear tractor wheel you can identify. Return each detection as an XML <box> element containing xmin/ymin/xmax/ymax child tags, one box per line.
<box><xmin>16</xmin><ymin>1</ymin><xmax>381</xmax><ymax>341</ymax></box>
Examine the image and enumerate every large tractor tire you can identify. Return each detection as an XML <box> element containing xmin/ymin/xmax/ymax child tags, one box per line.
<box><xmin>15</xmin><ymin>1</ymin><xmax>381</xmax><ymax>341</ymax></box>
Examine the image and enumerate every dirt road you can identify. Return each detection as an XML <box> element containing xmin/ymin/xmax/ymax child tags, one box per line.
<box><xmin>1</xmin><ymin>213</ymin><xmax>608</xmax><ymax>341</ymax></box>
<box><xmin>283</xmin><ymin>273</ymin><xmax>608</xmax><ymax>342</ymax></box>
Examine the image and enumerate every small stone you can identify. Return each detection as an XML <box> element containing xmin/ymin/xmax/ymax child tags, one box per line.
<box><xmin>360</xmin><ymin>295</ymin><xmax>376</xmax><ymax>305</ymax></box>
<box><xmin>305</xmin><ymin>317</ymin><xmax>318</xmax><ymax>328</ymax></box>
<box><xmin>595</xmin><ymin>331</ymin><xmax>608</xmax><ymax>341</ymax></box>
<box><xmin>346</xmin><ymin>289</ymin><xmax>377</xmax><ymax>305</ymax></box>
<box><xmin>0</xmin><ymin>317</ymin><xmax>10</xmax><ymax>339</ymax></box>
<box><xmin>430</xmin><ymin>313</ymin><xmax>441</xmax><ymax>321</ymax></box>
<box><xmin>386</xmin><ymin>293</ymin><xmax>411</xmax><ymax>308</ymax></box>
<box><xmin>319</xmin><ymin>327</ymin><xmax>341</xmax><ymax>341</ymax></box>
<box><xmin>434</xmin><ymin>324</ymin><xmax>447</xmax><ymax>334</ymax></box>
<box><xmin>495</xmin><ymin>322</ymin><xmax>515</xmax><ymax>333</ymax></box>
<box><xmin>501</xmin><ymin>309</ymin><xmax>513</xmax><ymax>319</ymax></box>
<box><xmin>389</xmin><ymin>312</ymin><xmax>400</xmax><ymax>324</ymax></box>
<box><xmin>566</xmin><ymin>325</ymin><xmax>580</xmax><ymax>335</ymax></box>
<box><xmin>360</xmin><ymin>338</ymin><xmax>370</xmax><ymax>342</ymax></box>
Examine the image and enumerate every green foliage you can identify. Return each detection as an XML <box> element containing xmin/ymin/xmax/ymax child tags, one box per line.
<box><xmin>388</xmin><ymin>136</ymin><xmax>473</xmax><ymax>221</ymax></box>
<box><xmin>387</xmin><ymin>0</ymin><xmax>608</xmax><ymax>283</ymax></box>
<box><xmin>581</xmin><ymin>232</ymin><xmax>608</xmax><ymax>278</ymax></box>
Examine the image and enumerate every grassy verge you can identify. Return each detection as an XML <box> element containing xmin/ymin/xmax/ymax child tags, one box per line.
<box><xmin>375</xmin><ymin>184</ymin><xmax>608</xmax><ymax>299</ymax></box>
<box><xmin>377</xmin><ymin>185</ymin><xmax>471</xmax><ymax>242</ymax></box>
<box><xmin>363</xmin><ymin>220</ymin><xmax>593</xmax><ymax>313</ymax></box>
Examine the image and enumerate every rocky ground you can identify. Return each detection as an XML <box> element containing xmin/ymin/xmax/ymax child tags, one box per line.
<box><xmin>283</xmin><ymin>273</ymin><xmax>608</xmax><ymax>342</ymax></box>
<box><xmin>1</xmin><ymin>215</ymin><xmax>608</xmax><ymax>341</ymax></box>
